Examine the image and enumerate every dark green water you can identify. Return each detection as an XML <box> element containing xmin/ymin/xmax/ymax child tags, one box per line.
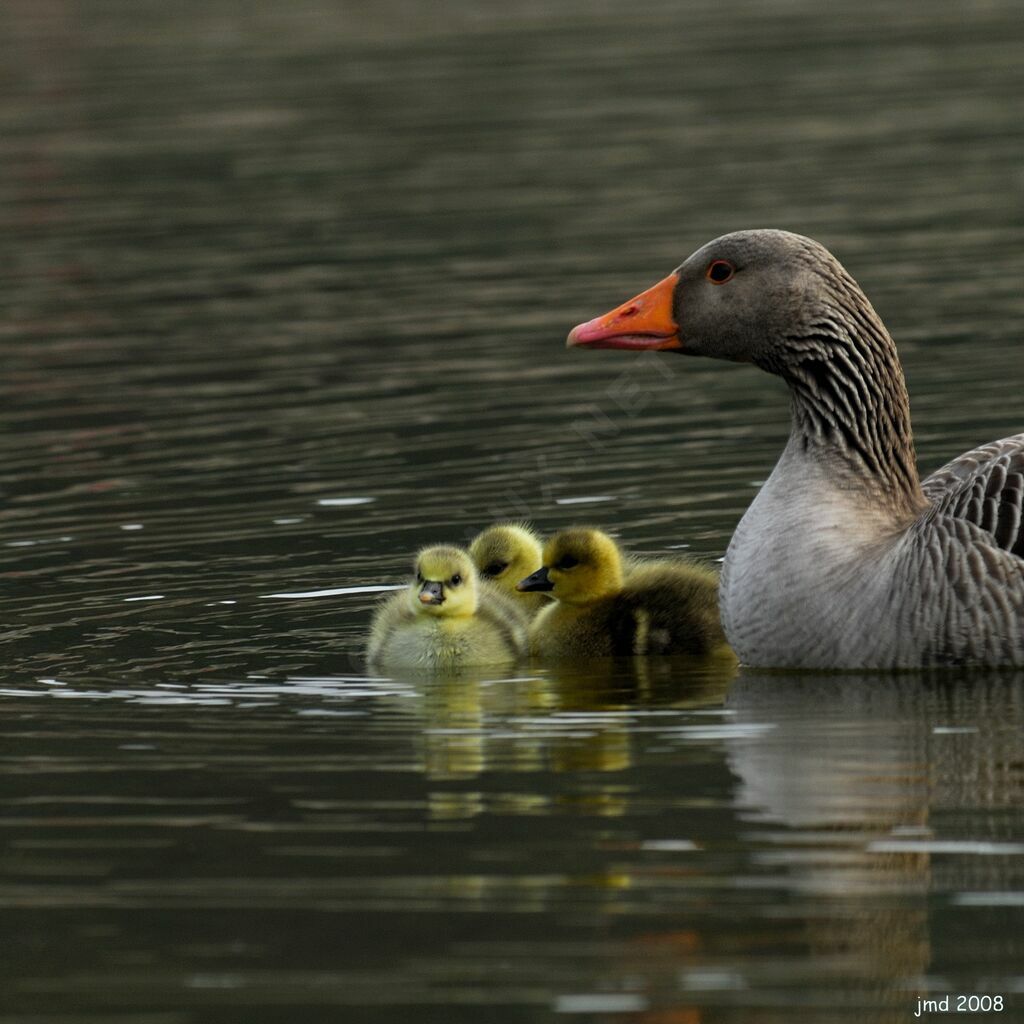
<box><xmin>1</xmin><ymin>1</ymin><xmax>1022</xmax><ymax>1020</ymax></box>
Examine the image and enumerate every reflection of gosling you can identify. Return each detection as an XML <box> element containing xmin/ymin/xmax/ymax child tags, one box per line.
<box><xmin>368</xmin><ymin>546</ymin><xmax>528</xmax><ymax>669</ymax></box>
<box><xmin>469</xmin><ymin>523</ymin><xmax>549</xmax><ymax>616</ymax></box>
<box><xmin>518</xmin><ymin>528</ymin><xmax>725</xmax><ymax>659</ymax></box>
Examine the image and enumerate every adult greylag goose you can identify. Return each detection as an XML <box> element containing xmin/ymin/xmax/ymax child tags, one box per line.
<box><xmin>567</xmin><ymin>229</ymin><xmax>1024</xmax><ymax>668</ymax></box>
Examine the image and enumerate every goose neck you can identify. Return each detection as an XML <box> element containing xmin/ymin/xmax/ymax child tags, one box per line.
<box><xmin>761</xmin><ymin>305</ymin><xmax>926</xmax><ymax>517</ymax></box>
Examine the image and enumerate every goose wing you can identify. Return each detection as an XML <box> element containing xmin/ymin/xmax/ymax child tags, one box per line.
<box><xmin>921</xmin><ymin>433</ymin><xmax>1024</xmax><ymax>559</ymax></box>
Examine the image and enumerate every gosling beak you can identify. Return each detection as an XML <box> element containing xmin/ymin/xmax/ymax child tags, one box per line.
<box><xmin>516</xmin><ymin>567</ymin><xmax>554</xmax><ymax>592</ymax></box>
<box><xmin>566</xmin><ymin>272</ymin><xmax>680</xmax><ymax>351</ymax></box>
<box><xmin>418</xmin><ymin>581</ymin><xmax>444</xmax><ymax>605</ymax></box>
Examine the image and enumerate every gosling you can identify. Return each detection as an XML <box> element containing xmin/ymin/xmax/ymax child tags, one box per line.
<box><xmin>469</xmin><ymin>522</ymin><xmax>549</xmax><ymax>616</ymax></box>
<box><xmin>368</xmin><ymin>545</ymin><xmax>528</xmax><ymax>669</ymax></box>
<box><xmin>517</xmin><ymin>528</ymin><xmax>725</xmax><ymax>659</ymax></box>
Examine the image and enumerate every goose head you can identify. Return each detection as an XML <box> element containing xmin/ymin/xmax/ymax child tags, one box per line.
<box><xmin>469</xmin><ymin>523</ymin><xmax>543</xmax><ymax>596</ymax></box>
<box><xmin>410</xmin><ymin>546</ymin><xmax>478</xmax><ymax>618</ymax></box>
<box><xmin>567</xmin><ymin>229</ymin><xmax>870</xmax><ymax>369</ymax></box>
<box><xmin>567</xmin><ymin>229</ymin><xmax>922</xmax><ymax>505</ymax></box>
<box><xmin>517</xmin><ymin>528</ymin><xmax>624</xmax><ymax>606</ymax></box>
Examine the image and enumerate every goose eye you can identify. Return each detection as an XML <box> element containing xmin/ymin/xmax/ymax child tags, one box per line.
<box><xmin>450</xmin><ymin>574</ymin><xmax>462</xmax><ymax>586</ymax></box>
<box><xmin>555</xmin><ymin>555</ymin><xmax>579</xmax><ymax>571</ymax></box>
<box><xmin>706</xmin><ymin>260</ymin><xmax>735</xmax><ymax>284</ymax></box>
<box><xmin>483</xmin><ymin>562</ymin><xmax>507</xmax><ymax>578</ymax></box>
<box><xmin>416</xmin><ymin>571</ymin><xmax>423</xmax><ymax>583</ymax></box>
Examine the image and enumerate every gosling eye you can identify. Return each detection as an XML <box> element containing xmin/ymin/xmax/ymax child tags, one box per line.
<box><xmin>555</xmin><ymin>555</ymin><xmax>579</xmax><ymax>571</ymax></box>
<box><xmin>482</xmin><ymin>561</ymin><xmax>507</xmax><ymax>578</ymax></box>
<box><xmin>416</xmin><ymin>571</ymin><xmax>424</xmax><ymax>583</ymax></box>
<box><xmin>706</xmin><ymin>259</ymin><xmax>735</xmax><ymax>284</ymax></box>
<box><xmin>450</xmin><ymin>574</ymin><xmax>462</xmax><ymax>587</ymax></box>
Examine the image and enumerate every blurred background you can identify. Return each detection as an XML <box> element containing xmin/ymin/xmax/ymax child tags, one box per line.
<box><xmin>1</xmin><ymin>1</ymin><xmax>1022</xmax><ymax>1021</ymax></box>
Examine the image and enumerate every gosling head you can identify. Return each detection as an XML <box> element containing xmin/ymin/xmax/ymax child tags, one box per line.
<box><xmin>409</xmin><ymin>546</ymin><xmax>478</xmax><ymax>618</ymax></box>
<box><xmin>566</xmin><ymin>229</ymin><xmax>876</xmax><ymax>370</ymax></box>
<box><xmin>469</xmin><ymin>523</ymin><xmax>543</xmax><ymax>597</ymax></box>
<box><xmin>517</xmin><ymin>528</ymin><xmax>624</xmax><ymax>606</ymax></box>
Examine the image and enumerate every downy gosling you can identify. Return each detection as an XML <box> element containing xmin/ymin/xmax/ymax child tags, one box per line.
<box><xmin>518</xmin><ymin>528</ymin><xmax>726</xmax><ymax>659</ymax></box>
<box><xmin>368</xmin><ymin>545</ymin><xmax>528</xmax><ymax>670</ymax></box>
<box><xmin>469</xmin><ymin>522</ymin><xmax>549</xmax><ymax>616</ymax></box>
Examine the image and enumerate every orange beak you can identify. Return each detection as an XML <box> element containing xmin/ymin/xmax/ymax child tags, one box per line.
<box><xmin>566</xmin><ymin>272</ymin><xmax>680</xmax><ymax>351</ymax></box>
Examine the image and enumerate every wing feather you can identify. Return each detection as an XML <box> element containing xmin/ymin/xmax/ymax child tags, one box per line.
<box><xmin>921</xmin><ymin>433</ymin><xmax>1024</xmax><ymax>560</ymax></box>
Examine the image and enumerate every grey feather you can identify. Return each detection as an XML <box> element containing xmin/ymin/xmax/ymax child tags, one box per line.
<box><xmin>922</xmin><ymin>434</ymin><xmax>1024</xmax><ymax>559</ymax></box>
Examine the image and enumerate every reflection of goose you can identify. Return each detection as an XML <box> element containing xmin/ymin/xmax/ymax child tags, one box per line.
<box><xmin>367</xmin><ymin>546</ymin><xmax>527</xmax><ymax>669</ymax></box>
<box><xmin>726</xmin><ymin>669</ymin><xmax>1024</xmax><ymax>829</ymax></box>
<box><xmin>569</xmin><ymin>230</ymin><xmax>1024</xmax><ymax>668</ymax></box>
<box><xmin>518</xmin><ymin>528</ymin><xmax>726</xmax><ymax>659</ymax></box>
<box><xmin>469</xmin><ymin>523</ymin><xmax>548</xmax><ymax>616</ymax></box>
<box><xmin>721</xmin><ymin>671</ymin><xmax>1024</xmax><ymax>1012</ymax></box>
<box><xmin>727</xmin><ymin>672</ymin><xmax>931</xmax><ymax>829</ymax></box>
<box><xmin>414</xmin><ymin>658</ymin><xmax>736</xmax><ymax>789</ymax></box>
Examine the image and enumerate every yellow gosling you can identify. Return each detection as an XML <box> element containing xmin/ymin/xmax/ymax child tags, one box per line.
<box><xmin>469</xmin><ymin>522</ymin><xmax>549</xmax><ymax>616</ymax></box>
<box><xmin>368</xmin><ymin>545</ymin><xmax>528</xmax><ymax>670</ymax></box>
<box><xmin>518</xmin><ymin>527</ymin><xmax>726</xmax><ymax>659</ymax></box>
